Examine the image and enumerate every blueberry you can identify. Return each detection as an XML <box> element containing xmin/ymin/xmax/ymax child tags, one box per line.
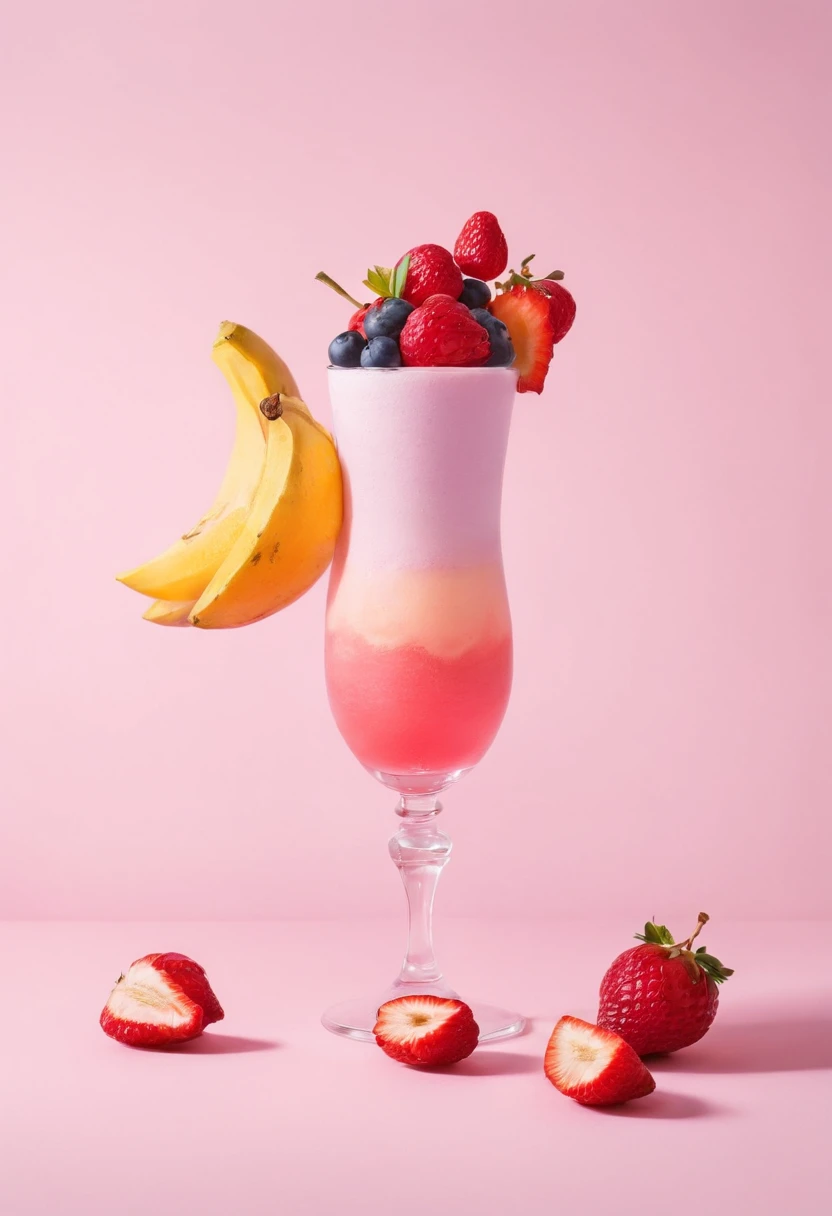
<box><xmin>458</xmin><ymin>278</ymin><xmax>492</xmax><ymax>309</ymax></box>
<box><xmin>329</xmin><ymin>331</ymin><xmax>366</xmax><ymax>367</ymax></box>
<box><xmin>485</xmin><ymin>333</ymin><xmax>515</xmax><ymax>367</ymax></box>
<box><xmin>469</xmin><ymin>308</ymin><xmax>514</xmax><ymax>366</ymax></box>
<box><xmin>364</xmin><ymin>297</ymin><xmax>415</xmax><ymax>339</ymax></box>
<box><xmin>360</xmin><ymin>336</ymin><xmax>402</xmax><ymax>368</ymax></box>
<box><xmin>470</xmin><ymin>308</ymin><xmax>508</xmax><ymax>340</ymax></box>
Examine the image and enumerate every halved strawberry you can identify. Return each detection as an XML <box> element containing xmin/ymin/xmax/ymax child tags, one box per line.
<box><xmin>100</xmin><ymin>953</ymin><xmax>223</xmax><ymax>1047</ymax></box>
<box><xmin>374</xmin><ymin>995</ymin><xmax>479</xmax><ymax>1066</ymax></box>
<box><xmin>535</xmin><ymin>280</ymin><xmax>576</xmax><ymax>344</ymax></box>
<box><xmin>489</xmin><ymin>286</ymin><xmax>555</xmax><ymax>393</ymax></box>
<box><xmin>146</xmin><ymin>952</ymin><xmax>225</xmax><ymax>1027</ymax></box>
<box><xmin>544</xmin><ymin>1015</ymin><xmax>656</xmax><ymax>1106</ymax></box>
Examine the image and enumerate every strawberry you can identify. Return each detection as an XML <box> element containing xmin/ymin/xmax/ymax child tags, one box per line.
<box><xmin>597</xmin><ymin>914</ymin><xmax>734</xmax><ymax>1056</ymax></box>
<box><xmin>100</xmin><ymin>952</ymin><xmax>224</xmax><ymax>1047</ymax></box>
<box><xmin>488</xmin><ymin>286</ymin><xmax>555</xmax><ymax>392</ymax></box>
<box><xmin>544</xmin><ymin>1016</ymin><xmax>656</xmax><ymax>1106</ymax></box>
<box><xmin>400</xmin><ymin>245</ymin><xmax>463</xmax><ymax>306</ymax></box>
<box><xmin>374</xmin><ymin>995</ymin><xmax>479</xmax><ymax>1066</ymax></box>
<box><xmin>535</xmin><ymin>279</ymin><xmax>576</xmax><ymax>344</ymax></box>
<box><xmin>400</xmin><ymin>294</ymin><xmax>491</xmax><ymax>367</ymax></box>
<box><xmin>348</xmin><ymin>303</ymin><xmax>372</xmax><ymax>336</ymax></box>
<box><xmin>147</xmin><ymin>952</ymin><xmax>225</xmax><ymax>1026</ymax></box>
<box><xmin>454</xmin><ymin>211</ymin><xmax>508</xmax><ymax>281</ymax></box>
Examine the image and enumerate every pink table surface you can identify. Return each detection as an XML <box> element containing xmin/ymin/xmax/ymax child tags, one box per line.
<box><xmin>2</xmin><ymin>919</ymin><xmax>828</xmax><ymax>1215</ymax></box>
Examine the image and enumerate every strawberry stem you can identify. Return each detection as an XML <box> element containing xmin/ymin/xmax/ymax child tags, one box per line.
<box><xmin>315</xmin><ymin>271</ymin><xmax>364</xmax><ymax>309</ymax></box>
<box><xmin>681</xmin><ymin>912</ymin><xmax>709</xmax><ymax>951</ymax></box>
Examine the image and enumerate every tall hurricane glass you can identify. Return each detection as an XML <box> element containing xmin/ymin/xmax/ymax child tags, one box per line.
<box><xmin>321</xmin><ymin>366</ymin><xmax>523</xmax><ymax>1041</ymax></box>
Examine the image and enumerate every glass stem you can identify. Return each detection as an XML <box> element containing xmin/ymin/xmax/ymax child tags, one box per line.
<box><xmin>388</xmin><ymin>796</ymin><xmax>452</xmax><ymax>987</ymax></box>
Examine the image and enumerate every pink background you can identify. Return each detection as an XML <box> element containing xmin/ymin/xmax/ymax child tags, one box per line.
<box><xmin>1</xmin><ymin>0</ymin><xmax>830</xmax><ymax>921</ymax></box>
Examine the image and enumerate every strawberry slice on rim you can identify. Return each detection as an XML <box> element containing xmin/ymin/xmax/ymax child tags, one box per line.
<box><xmin>374</xmin><ymin>995</ymin><xmax>479</xmax><ymax>1066</ymax></box>
<box><xmin>488</xmin><ymin>286</ymin><xmax>555</xmax><ymax>393</ymax></box>
<box><xmin>544</xmin><ymin>1015</ymin><xmax>656</xmax><ymax>1106</ymax></box>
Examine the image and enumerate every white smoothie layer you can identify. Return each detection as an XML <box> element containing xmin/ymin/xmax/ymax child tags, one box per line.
<box><xmin>327</xmin><ymin>367</ymin><xmax>516</xmax><ymax>572</ymax></box>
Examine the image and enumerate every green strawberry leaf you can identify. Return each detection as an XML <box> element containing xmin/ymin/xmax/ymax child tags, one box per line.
<box><xmin>635</xmin><ymin>921</ymin><xmax>676</xmax><ymax>946</ymax></box>
<box><xmin>694</xmin><ymin>952</ymin><xmax>734</xmax><ymax>984</ymax></box>
<box><xmin>363</xmin><ymin>268</ymin><xmax>395</xmax><ymax>299</ymax></box>
<box><xmin>392</xmin><ymin>254</ymin><xmax>411</xmax><ymax>299</ymax></box>
<box><xmin>539</xmin><ymin>270</ymin><xmax>565</xmax><ymax>281</ymax></box>
<box><xmin>520</xmin><ymin>254</ymin><xmax>536</xmax><ymax>269</ymax></box>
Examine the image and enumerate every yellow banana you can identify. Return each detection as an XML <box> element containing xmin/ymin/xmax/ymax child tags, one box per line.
<box><xmin>142</xmin><ymin>599</ymin><xmax>195</xmax><ymax>627</ymax></box>
<box><xmin>190</xmin><ymin>397</ymin><xmax>342</xmax><ymax>629</ymax></box>
<box><xmin>116</xmin><ymin>323</ymin><xmax>300</xmax><ymax>602</ymax></box>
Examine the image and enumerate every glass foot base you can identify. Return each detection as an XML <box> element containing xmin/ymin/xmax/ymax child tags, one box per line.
<box><xmin>322</xmin><ymin>995</ymin><xmax>526</xmax><ymax>1043</ymax></box>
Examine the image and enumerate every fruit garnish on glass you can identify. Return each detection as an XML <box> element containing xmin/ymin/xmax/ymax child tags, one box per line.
<box><xmin>318</xmin><ymin>211</ymin><xmax>575</xmax><ymax>389</ymax></box>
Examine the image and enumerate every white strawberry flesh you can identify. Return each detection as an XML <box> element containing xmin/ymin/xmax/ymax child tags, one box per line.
<box><xmin>100</xmin><ymin>958</ymin><xmax>203</xmax><ymax>1046</ymax></box>
<box><xmin>374</xmin><ymin>995</ymin><xmax>479</xmax><ymax>1067</ymax></box>
<box><xmin>544</xmin><ymin>1015</ymin><xmax>655</xmax><ymax>1106</ymax></box>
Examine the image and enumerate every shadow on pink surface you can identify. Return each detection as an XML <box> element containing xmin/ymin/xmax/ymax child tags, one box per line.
<box><xmin>135</xmin><ymin>1034</ymin><xmax>281</xmax><ymax>1055</ymax></box>
<box><xmin>595</xmin><ymin>1091</ymin><xmax>722</xmax><ymax>1119</ymax></box>
<box><xmin>647</xmin><ymin>1013</ymin><xmax>832</xmax><ymax>1075</ymax></box>
<box><xmin>437</xmin><ymin>1050</ymin><xmax>541</xmax><ymax>1077</ymax></box>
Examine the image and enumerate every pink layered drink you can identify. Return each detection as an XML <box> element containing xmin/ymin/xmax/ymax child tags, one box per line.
<box><xmin>325</xmin><ymin>367</ymin><xmax>515</xmax><ymax>785</ymax></box>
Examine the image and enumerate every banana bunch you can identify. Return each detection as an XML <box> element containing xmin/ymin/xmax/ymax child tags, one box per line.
<box><xmin>118</xmin><ymin>323</ymin><xmax>343</xmax><ymax>628</ymax></box>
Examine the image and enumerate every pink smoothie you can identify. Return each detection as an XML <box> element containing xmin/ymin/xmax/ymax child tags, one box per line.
<box><xmin>326</xmin><ymin>623</ymin><xmax>513</xmax><ymax>776</ymax></box>
<box><xmin>325</xmin><ymin>367</ymin><xmax>516</xmax><ymax>780</ymax></box>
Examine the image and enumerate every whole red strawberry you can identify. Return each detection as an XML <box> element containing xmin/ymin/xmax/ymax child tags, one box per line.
<box><xmin>400</xmin><ymin>294</ymin><xmax>491</xmax><ymax>367</ymax></box>
<box><xmin>598</xmin><ymin>914</ymin><xmax>733</xmax><ymax>1056</ymax></box>
<box><xmin>348</xmin><ymin>303</ymin><xmax>372</xmax><ymax>336</ymax></box>
<box><xmin>535</xmin><ymin>279</ymin><xmax>576</xmax><ymax>344</ymax></box>
<box><xmin>401</xmin><ymin>245</ymin><xmax>463</xmax><ymax>306</ymax></box>
<box><xmin>454</xmin><ymin>211</ymin><xmax>508</xmax><ymax>281</ymax></box>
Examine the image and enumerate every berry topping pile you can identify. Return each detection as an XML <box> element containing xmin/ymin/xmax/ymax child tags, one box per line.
<box><xmin>318</xmin><ymin>212</ymin><xmax>576</xmax><ymax>392</ymax></box>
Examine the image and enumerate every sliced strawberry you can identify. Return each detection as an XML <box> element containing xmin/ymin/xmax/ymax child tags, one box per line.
<box><xmin>535</xmin><ymin>279</ymin><xmax>576</xmax><ymax>344</ymax></box>
<box><xmin>544</xmin><ymin>1016</ymin><xmax>656</xmax><ymax>1106</ymax></box>
<box><xmin>489</xmin><ymin>287</ymin><xmax>555</xmax><ymax>393</ymax></box>
<box><xmin>100</xmin><ymin>955</ymin><xmax>204</xmax><ymax>1046</ymax></box>
<box><xmin>374</xmin><ymin>995</ymin><xmax>479</xmax><ymax>1066</ymax></box>
<box><xmin>146</xmin><ymin>952</ymin><xmax>224</xmax><ymax>1026</ymax></box>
